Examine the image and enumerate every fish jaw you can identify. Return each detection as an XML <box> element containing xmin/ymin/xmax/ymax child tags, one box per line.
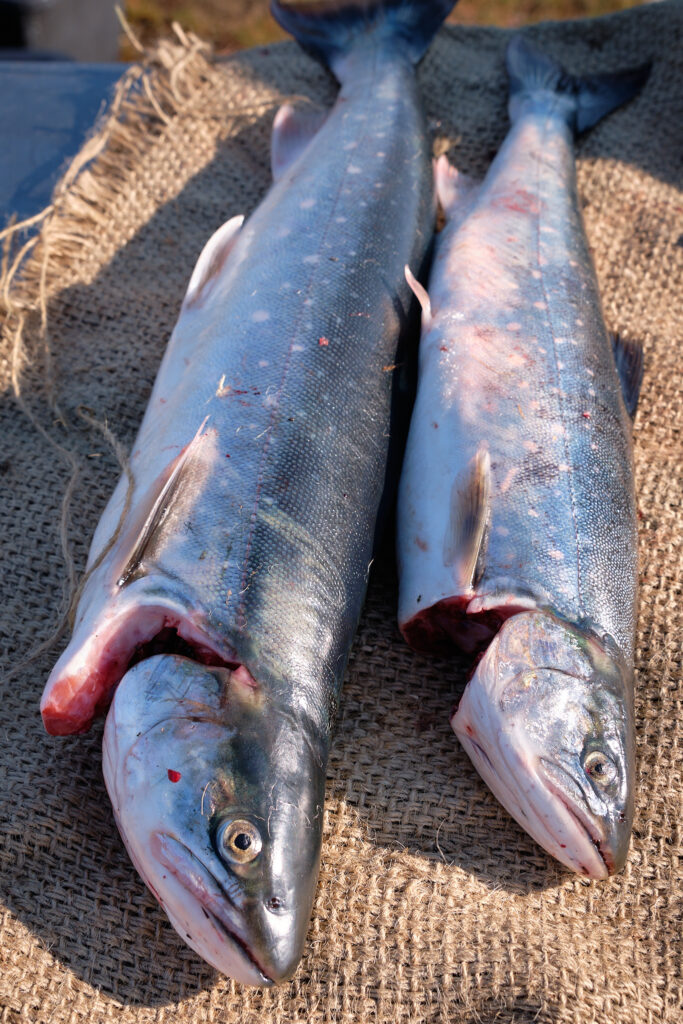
<box><xmin>451</xmin><ymin>610</ymin><xmax>633</xmax><ymax>878</ymax></box>
<box><xmin>151</xmin><ymin>833</ymin><xmax>274</xmax><ymax>985</ymax></box>
<box><xmin>452</xmin><ymin>681</ymin><xmax>609</xmax><ymax>879</ymax></box>
<box><xmin>103</xmin><ymin>654</ymin><xmax>324</xmax><ymax>984</ymax></box>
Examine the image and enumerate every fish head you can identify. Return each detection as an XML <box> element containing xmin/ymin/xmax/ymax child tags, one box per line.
<box><xmin>451</xmin><ymin>610</ymin><xmax>634</xmax><ymax>878</ymax></box>
<box><xmin>103</xmin><ymin>653</ymin><xmax>326</xmax><ymax>985</ymax></box>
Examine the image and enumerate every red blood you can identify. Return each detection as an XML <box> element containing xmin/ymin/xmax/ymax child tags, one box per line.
<box><xmin>318</xmin><ymin>337</ymin><xmax>329</xmax><ymax>347</ymax></box>
<box><xmin>167</xmin><ymin>769</ymin><xmax>182</xmax><ymax>783</ymax></box>
<box><xmin>492</xmin><ymin>189</ymin><xmax>540</xmax><ymax>215</ymax></box>
<box><xmin>401</xmin><ymin>595</ymin><xmax>531</xmax><ymax>658</ymax></box>
<box><xmin>582</xmin><ymin>411</ymin><xmax>591</xmax><ymax>420</ymax></box>
<box><xmin>225</xmin><ymin>453</ymin><xmax>231</xmax><ymax>458</ymax></box>
<box><xmin>439</xmin><ymin>346</ymin><xmax>448</xmax><ymax>352</ymax></box>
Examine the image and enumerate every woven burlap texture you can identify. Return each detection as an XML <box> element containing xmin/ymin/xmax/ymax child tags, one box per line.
<box><xmin>1</xmin><ymin>6</ymin><xmax>681</xmax><ymax>1023</ymax></box>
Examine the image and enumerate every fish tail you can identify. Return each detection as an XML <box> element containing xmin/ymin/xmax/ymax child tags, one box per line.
<box><xmin>506</xmin><ymin>34</ymin><xmax>651</xmax><ymax>134</ymax></box>
<box><xmin>270</xmin><ymin>0</ymin><xmax>456</xmax><ymax>77</ymax></box>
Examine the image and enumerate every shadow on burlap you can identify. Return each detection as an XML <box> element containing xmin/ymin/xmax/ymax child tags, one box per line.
<box><xmin>0</xmin><ymin>5</ymin><xmax>681</xmax><ymax>1023</ymax></box>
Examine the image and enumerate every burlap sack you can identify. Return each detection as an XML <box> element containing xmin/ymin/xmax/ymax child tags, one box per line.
<box><xmin>1</xmin><ymin>5</ymin><xmax>681</xmax><ymax>1022</ymax></box>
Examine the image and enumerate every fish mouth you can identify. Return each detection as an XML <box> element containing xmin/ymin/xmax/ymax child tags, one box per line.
<box><xmin>202</xmin><ymin>907</ymin><xmax>273</xmax><ymax>983</ymax></box>
<box><xmin>537</xmin><ymin>765</ymin><xmax>611</xmax><ymax>877</ymax></box>
<box><xmin>454</xmin><ymin>722</ymin><xmax>609</xmax><ymax>879</ymax></box>
<box><xmin>152</xmin><ymin>832</ymin><xmax>274</xmax><ymax>985</ymax></box>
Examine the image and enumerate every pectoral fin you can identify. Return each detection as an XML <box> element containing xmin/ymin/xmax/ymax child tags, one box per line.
<box><xmin>117</xmin><ymin>419</ymin><xmax>214</xmax><ymax>588</ymax></box>
<box><xmin>444</xmin><ymin>447</ymin><xmax>491</xmax><ymax>592</ymax></box>
<box><xmin>611</xmin><ymin>332</ymin><xmax>643</xmax><ymax>419</ymax></box>
<box><xmin>404</xmin><ymin>263</ymin><xmax>432</xmax><ymax>331</ymax></box>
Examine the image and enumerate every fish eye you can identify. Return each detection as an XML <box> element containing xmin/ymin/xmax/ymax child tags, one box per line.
<box><xmin>583</xmin><ymin>750</ymin><xmax>617</xmax><ymax>787</ymax></box>
<box><xmin>216</xmin><ymin>818</ymin><xmax>262</xmax><ymax>865</ymax></box>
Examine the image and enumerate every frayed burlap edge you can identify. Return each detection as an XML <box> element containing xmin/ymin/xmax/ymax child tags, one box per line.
<box><xmin>0</xmin><ymin>27</ymin><xmax>215</xmax><ymax>666</ymax></box>
<box><xmin>0</xmin><ymin>11</ymin><xmax>680</xmax><ymax>1022</ymax></box>
<box><xmin>0</xmin><ymin>24</ymin><xmax>292</xmax><ymax>659</ymax></box>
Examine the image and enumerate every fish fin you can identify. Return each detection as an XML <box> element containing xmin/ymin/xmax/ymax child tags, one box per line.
<box><xmin>183</xmin><ymin>214</ymin><xmax>244</xmax><ymax>309</ymax></box>
<box><xmin>611</xmin><ymin>332</ymin><xmax>643</xmax><ymax>419</ymax></box>
<box><xmin>506</xmin><ymin>35</ymin><xmax>651</xmax><ymax>134</ymax></box>
<box><xmin>404</xmin><ymin>264</ymin><xmax>432</xmax><ymax>330</ymax></box>
<box><xmin>270</xmin><ymin>0</ymin><xmax>457</xmax><ymax>78</ymax></box>
<box><xmin>117</xmin><ymin>419</ymin><xmax>213</xmax><ymax>588</ymax></box>
<box><xmin>443</xmin><ymin>447</ymin><xmax>491</xmax><ymax>592</ymax></box>
<box><xmin>271</xmin><ymin>103</ymin><xmax>328</xmax><ymax>181</ymax></box>
<box><xmin>434</xmin><ymin>154</ymin><xmax>480</xmax><ymax>223</ymax></box>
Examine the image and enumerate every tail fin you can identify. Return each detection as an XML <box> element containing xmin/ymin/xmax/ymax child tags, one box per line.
<box><xmin>506</xmin><ymin>35</ymin><xmax>650</xmax><ymax>134</ymax></box>
<box><xmin>271</xmin><ymin>0</ymin><xmax>456</xmax><ymax>77</ymax></box>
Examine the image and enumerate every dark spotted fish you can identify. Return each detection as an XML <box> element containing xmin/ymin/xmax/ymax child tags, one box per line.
<box><xmin>41</xmin><ymin>0</ymin><xmax>455</xmax><ymax>984</ymax></box>
<box><xmin>398</xmin><ymin>36</ymin><xmax>649</xmax><ymax>878</ymax></box>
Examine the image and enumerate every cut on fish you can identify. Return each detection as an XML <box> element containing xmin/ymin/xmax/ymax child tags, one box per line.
<box><xmin>40</xmin><ymin>0</ymin><xmax>456</xmax><ymax>984</ymax></box>
<box><xmin>397</xmin><ymin>35</ymin><xmax>649</xmax><ymax>879</ymax></box>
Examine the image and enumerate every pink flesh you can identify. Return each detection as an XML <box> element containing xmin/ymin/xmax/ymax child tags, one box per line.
<box><xmin>41</xmin><ymin>606</ymin><xmax>238</xmax><ymax>735</ymax></box>
<box><xmin>401</xmin><ymin>595</ymin><xmax>534</xmax><ymax>657</ymax></box>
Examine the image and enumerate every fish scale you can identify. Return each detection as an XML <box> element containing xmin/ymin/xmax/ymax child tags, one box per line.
<box><xmin>398</xmin><ymin>36</ymin><xmax>648</xmax><ymax>879</ymax></box>
<box><xmin>43</xmin><ymin>48</ymin><xmax>434</xmax><ymax>738</ymax></box>
<box><xmin>42</xmin><ymin>0</ymin><xmax>454</xmax><ymax>986</ymax></box>
<box><xmin>399</xmin><ymin>116</ymin><xmax>637</xmax><ymax>656</ymax></box>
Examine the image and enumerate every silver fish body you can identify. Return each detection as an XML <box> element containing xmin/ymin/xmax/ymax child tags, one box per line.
<box><xmin>398</xmin><ymin>37</ymin><xmax>648</xmax><ymax>878</ymax></box>
<box><xmin>42</xmin><ymin>0</ymin><xmax>455</xmax><ymax>983</ymax></box>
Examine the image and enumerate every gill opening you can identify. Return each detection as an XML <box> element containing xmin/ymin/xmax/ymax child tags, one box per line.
<box><xmin>126</xmin><ymin>621</ymin><xmax>239</xmax><ymax>680</ymax></box>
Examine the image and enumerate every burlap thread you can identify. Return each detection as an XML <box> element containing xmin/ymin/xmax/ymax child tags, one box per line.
<box><xmin>0</xmin><ymin>6</ymin><xmax>681</xmax><ymax>1023</ymax></box>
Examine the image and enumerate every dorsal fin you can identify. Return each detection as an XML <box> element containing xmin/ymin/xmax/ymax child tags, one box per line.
<box><xmin>444</xmin><ymin>447</ymin><xmax>491</xmax><ymax>592</ymax></box>
<box><xmin>611</xmin><ymin>332</ymin><xmax>643</xmax><ymax>419</ymax></box>
<box><xmin>183</xmin><ymin>215</ymin><xmax>244</xmax><ymax>309</ymax></box>
<box><xmin>271</xmin><ymin>103</ymin><xmax>328</xmax><ymax>182</ymax></box>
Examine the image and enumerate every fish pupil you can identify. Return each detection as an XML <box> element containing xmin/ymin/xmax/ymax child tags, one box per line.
<box><xmin>234</xmin><ymin>832</ymin><xmax>251</xmax><ymax>851</ymax></box>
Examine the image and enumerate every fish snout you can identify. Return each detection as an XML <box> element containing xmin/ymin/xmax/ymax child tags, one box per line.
<box><xmin>150</xmin><ymin>831</ymin><xmax>316</xmax><ymax>983</ymax></box>
<box><xmin>594</xmin><ymin>802</ymin><xmax>633</xmax><ymax>876</ymax></box>
<box><xmin>537</xmin><ymin>760</ymin><xmax>634</xmax><ymax>878</ymax></box>
<box><xmin>252</xmin><ymin>894</ymin><xmax>312</xmax><ymax>983</ymax></box>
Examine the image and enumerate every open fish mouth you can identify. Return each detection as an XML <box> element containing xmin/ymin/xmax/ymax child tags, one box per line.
<box><xmin>152</xmin><ymin>832</ymin><xmax>274</xmax><ymax>985</ymax></box>
<box><xmin>454</xmin><ymin>724</ymin><xmax>609</xmax><ymax>880</ymax></box>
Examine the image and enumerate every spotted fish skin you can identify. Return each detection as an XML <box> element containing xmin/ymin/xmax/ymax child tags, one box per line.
<box><xmin>398</xmin><ymin>37</ymin><xmax>649</xmax><ymax>878</ymax></box>
<box><xmin>42</xmin><ymin>15</ymin><xmax>438</xmax><ymax>739</ymax></box>
<box><xmin>41</xmin><ymin>0</ymin><xmax>453</xmax><ymax>985</ymax></box>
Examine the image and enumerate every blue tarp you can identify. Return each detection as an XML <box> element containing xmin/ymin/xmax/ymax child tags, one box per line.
<box><xmin>0</xmin><ymin>60</ymin><xmax>122</xmax><ymax>224</ymax></box>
